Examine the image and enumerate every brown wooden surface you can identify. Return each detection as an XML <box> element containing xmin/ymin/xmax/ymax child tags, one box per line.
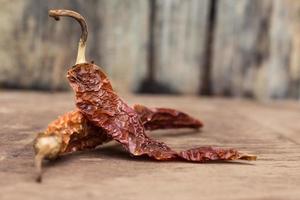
<box><xmin>0</xmin><ymin>91</ymin><xmax>299</xmax><ymax>200</ymax></box>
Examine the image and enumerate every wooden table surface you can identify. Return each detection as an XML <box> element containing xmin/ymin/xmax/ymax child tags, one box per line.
<box><xmin>0</xmin><ymin>91</ymin><xmax>299</xmax><ymax>200</ymax></box>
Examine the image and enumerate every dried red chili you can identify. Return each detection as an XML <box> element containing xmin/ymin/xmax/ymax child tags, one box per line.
<box><xmin>34</xmin><ymin>9</ymin><xmax>256</xmax><ymax>182</ymax></box>
<box><xmin>33</xmin><ymin>110</ymin><xmax>107</xmax><ymax>182</ymax></box>
<box><xmin>53</xmin><ymin>9</ymin><xmax>255</xmax><ymax>161</ymax></box>
<box><xmin>67</xmin><ymin>63</ymin><xmax>256</xmax><ymax>161</ymax></box>
<box><xmin>34</xmin><ymin>104</ymin><xmax>201</xmax><ymax>182</ymax></box>
<box><xmin>34</xmin><ymin>105</ymin><xmax>201</xmax><ymax>154</ymax></box>
<box><xmin>134</xmin><ymin>104</ymin><xmax>202</xmax><ymax>130</ymax></box>
<box><xmin>38</xmin><ymin>105</ymin><xmax>202</xmax><ymax>155</ymax></box>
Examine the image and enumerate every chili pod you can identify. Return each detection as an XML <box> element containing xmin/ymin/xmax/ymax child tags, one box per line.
<box><xmin>36</xmin><ymin>9</ymin><xmax>256</xmax><ymax>182</ymax></box>
<box><xmin>51</xmin><ymin>9</ymin><xmax>255</xmax><ymax>163</ymax></box>
<box><xmin>67</xmin><ymin>62</ymin><xmax>256</xmax><ymax>161</ymax></box>
<box><xmin>34</xmin><ymin>104</ymin><xmax>202</xmax><ymax>182</ymax></box>
<box><xmin>134</xmin><ymin>104</ymin><xmax>203</xmax><ymax>130</ymax></box>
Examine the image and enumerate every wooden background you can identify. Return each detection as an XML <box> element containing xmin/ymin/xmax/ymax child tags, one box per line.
<box><xmin>0</xmin><ymin>0</ymin><xmax>300</xmax><ymax>100</ymax></box>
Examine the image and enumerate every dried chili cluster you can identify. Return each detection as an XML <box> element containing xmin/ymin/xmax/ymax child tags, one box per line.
<box><xmin>33</xmin><ymin>9</ymin><xmax>256</xmax><ymax>182</ymax></box>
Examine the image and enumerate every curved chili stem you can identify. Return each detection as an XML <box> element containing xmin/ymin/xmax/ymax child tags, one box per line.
<box><xmin>49</xmin><ymin>9</ymin><xmax>88</xmax><ymax>64</ymax></box>
<box><xmin>33</xmin><ymin>133</ymin><xmax>62</xmax><ymax>183</ymax></box>
<box><xmin>35</xmin><ymin>152</ymin><xmax>44</xmax><ymax>183</ymax></box>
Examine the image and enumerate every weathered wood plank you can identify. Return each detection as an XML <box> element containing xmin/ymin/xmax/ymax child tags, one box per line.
<box><xmin>2</xmin><ymin>0</ymin><xmax>300</xmax><ymax>100</ymax></box>
<box><xmin>266</xmin><ymin>0</ymin><xmax>300</xmax><ymax>99</ymax></box>
<box><xmin>0</xmin><ymin>0</ymin><xmax>148</xmax><ymax>92</ymax></box>
<box><xmin>212</xmin><ymin>0</ymin><xmax>300</xmax><ymax>100</ymax></box>
<box><xmin>212</xmin><ymin>0</ymin><xmax>273</xmax><ymax>98</ymax></box>
<box><xmin>152</xmin><ymin>0</ymin><xmax>209</xmax><ymax>94</ymax></box>
<box><xmin>0</xmin><ymin>0</ymin><xmax>79</xmax><ymax>90</ymax></box>
<box><xmin>96</xmin><ymin>0</ymin><xmax>149</xmax><ymax>92</ymax></box>
<box><xmin>1</xmin><ymin>92</ymin><xmax>300</xmax><ymax>200</ymax></box>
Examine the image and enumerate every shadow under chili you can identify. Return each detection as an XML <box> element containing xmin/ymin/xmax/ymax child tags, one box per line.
<box><xmin>43</xmin><ymin>143</ymin><xmax>255</xmax><ymax>168</ymax></box>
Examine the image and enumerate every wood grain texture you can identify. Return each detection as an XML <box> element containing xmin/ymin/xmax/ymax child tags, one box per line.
<box><xmin>212</xmin><ymin>0</ymin><xmax>273</xmax><ymax>98</ymax></box>
<box><xmin>266</xmin><ymin>0</ymin><xmax>300</xmax><ymax>99</ymax></box>
<box><xmin>96</xmin><ymin>0</ymin><xmax>149</xmax><ymax>92</ymax></box>
<box><xmin>0</xmin><ymin>0</ymin><xmax>83</xmax><ymax>90</ymax></box>
<box><xmin>0</xmin><ymin>0</ymin><xmax>148</xmax><ymax>92</ymax></box>
<box><xmin>212</xmin><ymin>0</ymin><xmax>300</xmax><ymax>100</ymax></box>
<box><xmin>152</xmin><ymin>0</ymin><xmax>209</xmax><ymax>94</ymax></box>
<box><xmin>0</xmin><ymin>91</ymin><xmax>299</xmax><ymax>200</ymax></box>
<box><xmin>2</xmin><ymin>0</ymin><xmax>300</xmax><ymax>99</ymax></box>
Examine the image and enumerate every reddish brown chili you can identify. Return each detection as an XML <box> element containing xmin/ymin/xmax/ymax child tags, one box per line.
<box><xmin>34</xmin><ymin>9</ymin><xmax>256</xmax><ymax>183</ymax></box>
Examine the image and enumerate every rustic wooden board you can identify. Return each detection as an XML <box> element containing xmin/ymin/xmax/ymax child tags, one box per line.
<box><xmin>0</xmin><ymin>0</ymin><xmax>148</xmax><ymax>92</ymax></box>
<box><xmin>266</xmin><ymin>0</ymin><xmax>300</xmax><ymax>99</ymax></box>
<box><xmin>152</xmin><ymin>0</ymin><xmax>209</xmax><ymax>94</ymax></box>
<box><xmin>0</xmin><ymin>0</ymin><xmax>81</xmax><ymax>90</ymax></box>
<box><xmin>2</xmin><ymin>0</ymin><xmax>300</xmax><ymax>99</ymax></box>
<box><xmin>212</xmin><ymin>0</ymin><xmax>300</xmax><ymax>100</ymax></box>
<box><xmin>0</xmin><ymin>91</ymin><xmax>299</xmax><ymax>200</ymax></box>
<box><xmin>96</xmin><ymin>0</ymin><xmax>149</xmax><ymax>92</ymax></box>
<box><xmin>212</xmin><ymin>0</ymin><xmax>273</xmax><ymax>98</ymax></box>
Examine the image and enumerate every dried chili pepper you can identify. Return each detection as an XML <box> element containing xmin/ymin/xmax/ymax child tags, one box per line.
<box><xmin>134</xmin><ymin>104</ymin><xmax>203</xmax><ymax>130</ymax></box>
<box><xmin>34</xmin><ymin>110</ymin><xmax>109</xmax><ymax>182</ymax></box>
<box><xmin>35</xmin><ymin>9</ymin><xmax>256</xmax><ymax>182</ymax></box>
<box><xmin>34</xmin><ymin>104</ymin><xmax>201</xmax><ymax>181</ymax></box>
<box><xmin>33</xmin><ymin>109</ymin><xmax>201</xmax><ymax>183</ymax></box>
<box><xmin>34</xmin><ymin>10</ymin><xmax>91</xmax><ymax>182</ymax></box>
<box><xmin>45</xmin><ymin>10</ymin><xmax>255</xmax><ymax>161</ymax></box>
<box><xmin>67</xmin><ymin>63</ymin><xmax>256</xmax><ymax>161</ymax></box>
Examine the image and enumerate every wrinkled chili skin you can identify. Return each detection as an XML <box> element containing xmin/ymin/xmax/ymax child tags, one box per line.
<box><xmin>67</xmin><ymin>63</ymin><xmax>178</xmax><ymax>160</ymax></box>
<box><xmin>67</xmin><ymin>63</ymin><xmax>256</xmax><ymax>162</ymax></box>
<box><xmin>43</xmin><ymin>110</ymin><xmax>111</xmax><ymax>154</ymax></box>
<box><xmin>42</xmin><ymin>104</ymin><xmax>203</xmax><ymax>156</ymax></box>
<box><xmin>178</xmin><ymin>147</ymin><xmax>241</xmax><ymax>162</ymax></box>
<box><xmin>134</xmin><ymin>104</ymin><xmax>203</xmax><ymax>131</ymax></box>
